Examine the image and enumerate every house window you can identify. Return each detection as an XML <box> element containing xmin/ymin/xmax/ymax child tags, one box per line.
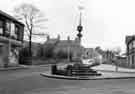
<box><xmin>4</xmin><ymin>21</ymin><xmax>10</xmax><ymax>37</ymax></box>
<box><xmin>128</xmin><ymin>56</ymin><xmax>130</xmax><ymax>65</ymax></box>
<box><xmin>0</xmin><ymin>46</ymin><xmax>3</xmax><ymax>55</ymax></box>
<box><xmin>133</xmin><ymin>40</ymin><xmax>135</xmax><ymax>48</ymax></box>
<box><xmin>15</xmin><ymin>25</ymin><xmax>20</xmax><ymax>40</ymax></box>
<box><xmin>134</xmin><ymin>55</ymin><xmax>135</xmax><ymax>65</ymax></box>
<box><xmin>129</xmin><ymin>43</ymin><xmax>132</xmax><ymax>50</ymax></box>
<box><xmin>132</xmin><ymin>55</ymin><xmax>134</xmax><ymax>66</ymax></box>
<box><xmin>11</xmin><ymin>23</ymin><xmax>17</xmax><ymax>39</ymax></box>
<box><xmin>130</xmin><ymin>55</ymin><xmax>132</xmax><ymax>66</ymax></box>
<box><xmin>0</xmin><ymin>20</ymin><xmax>4</xmax><ymax>35</ymax></box>
<box><xmin>87</xmin><ymin>52</ymin><xmax>89</xmax><ymax>55</ymax></box>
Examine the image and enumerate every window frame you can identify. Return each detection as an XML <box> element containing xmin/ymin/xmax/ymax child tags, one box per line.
<box><xmin>0</xmin><ymin>19</ymin><xmax>4</xmax><ymax>35</ymax></box>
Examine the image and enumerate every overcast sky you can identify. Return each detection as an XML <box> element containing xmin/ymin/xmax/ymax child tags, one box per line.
<box><xmin>0</xmin><ymin>0</ymin><xmax>135</xmax><ymax>52</ymax></box>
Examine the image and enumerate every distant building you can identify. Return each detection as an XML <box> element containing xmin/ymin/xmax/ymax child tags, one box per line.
<box><xmin>114</xmin><ymin>54</ymin><xmax>127</xmax><ymax>66</ymax></box>
<box><xmin>0</xmin><ymin>10</ymin><xmax>24</xmax><ymax>67</ymax></box>
<box><xmin>43</xmin><ymin>35</ymin><xmax>83</xmax><ymax>61</ymax></box>
<box><xmin>83</xmin><ymin>48</ymin><xmax>100</xmax><ymax>58</ymax></box>
<box><xmin>95</xmin><ymin>47</ymin><xmax>115</xmax><ymax>63</ymax></box>
<box><xmin>82</xmin><ymin>48</ymin><xmax>102</xmax><ymax>63</ymax></box>
<box><xmin>125</xmin><ymin>35</ymin><xmax>135</xmax><ymax>68</ymax></box>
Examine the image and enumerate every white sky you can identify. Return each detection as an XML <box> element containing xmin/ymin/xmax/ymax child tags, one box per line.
<box><xmin>0</xmin><ymin>0</ymin><xmax>135</xmax><ymax>52</ymax></box>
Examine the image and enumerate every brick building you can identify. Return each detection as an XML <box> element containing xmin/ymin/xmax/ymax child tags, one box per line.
<box><xmin>125</xmin><ymin>35</ymin><xmax>135</xmax><ymax>68</ymax></box>
<box><xmin>43</xmin><ymin>35</ymin><xmax>83</xmax><ymax>61</ymax></box>
<box><xmin>0</xmin><ymin>10</ymin><xmax>24</xmax><ymax>67</ymax></box>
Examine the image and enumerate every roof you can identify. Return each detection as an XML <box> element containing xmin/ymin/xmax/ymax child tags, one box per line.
<box><xmin>84</xmin><ymin>48</ymin><xmax>93</xmax><ymax>51</ymax></box>
<box><xmin>43</xmin><ymin>36</ymin><xmax>83</xmax><ymax>49</ymax></box>
<box><xmin>0</xmin><ymin>10</ymin><xmax>24</xmax><ymax>26</ymax></box>
<box><xmin>23</xmin><ymin>40</ymin><xmax>42</xmax><ymax>47</ymax></box>
<box><xmin>115</xmin><ymin>55</ymin><xmax>126</xmax><ymax>59</ymax></box>
<box><xmin>125</xmin><ymin>35</ymin><xmax>135</xmax><ymax>44</ymax></box>
<box><xmin>56</xmin><ymin>40</ymin><xmax>79</xmax><ymax>46</ymax></box>
<box><xmin>44</xmin><ymin>38</ymin><xmax>58</xmax><ymax>44</ymax></box>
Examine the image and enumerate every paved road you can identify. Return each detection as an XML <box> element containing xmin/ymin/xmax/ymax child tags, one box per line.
<box><xmin>1</xmin><ymin>66</ymin><xmax>135</xmax><ymax>94</ymax></box>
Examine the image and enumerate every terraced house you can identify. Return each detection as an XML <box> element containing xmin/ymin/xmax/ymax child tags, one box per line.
<box><xmin>126</xmin><ymin>35</ymin><xmax>135</xmax><ymax>68</ymax></box>
<box><xmin>0</xmin><ymin>10</ymin><xmax>24</xmax><ymax>67</ymax></box>
<box><xmin>43</xmin><ymin>35</ymin><xmax>83</xmax><ymax>61</ymax></box>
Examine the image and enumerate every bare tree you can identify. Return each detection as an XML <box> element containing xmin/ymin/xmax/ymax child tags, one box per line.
<box><xmin>14</xmin><ymin>3</ymin><xmax>48</xmax><ymax>63</ymax></box>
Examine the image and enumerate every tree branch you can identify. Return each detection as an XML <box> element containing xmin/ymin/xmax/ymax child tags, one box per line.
<box><xmin>14</xmin><ymin>3</ymin><xmax>48</xmax><ymax>41</ymax></box>
<box><xmin>24</xmin><ymin>15</ymin><xmax>31</xmax><ymax>32</ymax></box>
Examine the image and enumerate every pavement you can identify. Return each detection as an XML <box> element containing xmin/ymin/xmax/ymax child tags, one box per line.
<box><xmin>2</xmin><ymin>66</ymin><xmax>135</xmax><ymax>94</ymax></box>
<box><xmin>1</xmin><ymin>64</ymin><xmax>135</xmax><ymax>94</ymax></box>
<box><xmin>92</xmin><ymin>64</ymin><xmax>135</xmax><ymax>73</ymax></box>
<box><xmin>0</xmin><ymin>63</ymin><xmax>135</xmax><ymax>72</ymax></box>
<box><xmin>2</xmin><ymin>63</ymin><xmax>135</xmax><ymax>80</ymax></box>
<box><xmin>0</xmin><ymin>64</ymin><xmax>51</xmax><ymax>71</ymax></box>
<box><xmin>0</xmin><ymin>65</ymin><xmax>29</xmax><ymax>71</ymax></box>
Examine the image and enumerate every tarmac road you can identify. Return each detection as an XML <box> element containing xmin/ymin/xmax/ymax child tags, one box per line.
<box><xmin>0</xmin><ymin>66</ymin><xmax>135</xmax><ymax>94</ymax></box>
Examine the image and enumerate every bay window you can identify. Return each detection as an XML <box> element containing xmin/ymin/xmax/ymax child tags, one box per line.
<box><xmin>4</xmin><ymin>21</ymin><xmax>10</xmax><ymax>37</ymax></box>
<box><xmin>129</xmin><ymin>42</ymin><xmax>132</xmax><ymax>50</ymax></box>
<box><xmin>11</xmin><ymin>22</ymin><xmax>17</xmax><ymax>39</ymax></box>
<box><xmin>133</xmin><ymin>40</ymin><xmax>135</xmax><ymax>48</ymax></box>
<box><xmin>0</xmin><ymin>19</ymin><xmax>4</xmax><ymax>35</ymax></box>
<box><xmin>15</xmin><ymin>25</ymin><xmax>20</xmax><ymax>40</ymax></box>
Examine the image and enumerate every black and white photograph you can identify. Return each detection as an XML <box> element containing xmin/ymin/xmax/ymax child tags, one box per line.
<box><xmin>0</xmin><ymin>0</ymin><xmax>135</xmax><ymax>94</ymax></box>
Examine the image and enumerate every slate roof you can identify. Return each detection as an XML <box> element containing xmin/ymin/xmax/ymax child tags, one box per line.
<box><xmin>23</xmin><ymin>40</ymin><xmax>42</xmax><ymax>48</ymax></box>
<box><xmin>56</xmin><ymin>40</ymin><xmax>79</xmax><ymax>46</ymax></box>
<box><xmin>125</xmin><ymin>35</ymin><xmax>135</xmax><ymax>44</ymax></box>
<box><xmin>44</xmin><ymin>38</ymin><xmax>58</xmax><ymax>44</ymax></box>
<box><xmin>0</xmin><ymin>10</ymin><xmax>24</xmax><ymax>26</ymax></box>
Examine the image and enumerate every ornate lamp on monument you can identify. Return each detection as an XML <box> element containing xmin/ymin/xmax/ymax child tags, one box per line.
<box><xmin>77</xmin><ymin>5</ymin><xmax>84</xmax><ymax>43</ymax></box>
<box><xmin>46</xmin><ymin>1</ymin><xmax>102</xmax><ymax>77</ymax></box>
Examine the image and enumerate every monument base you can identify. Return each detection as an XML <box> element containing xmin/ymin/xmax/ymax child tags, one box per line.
<box><xmin>51</xmin><ymin>63</ymin><xmax>102</xmax><ymax>77</ymax></box>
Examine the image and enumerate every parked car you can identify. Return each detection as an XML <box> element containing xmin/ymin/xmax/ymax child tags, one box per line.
<box><xmin>82</xmin><ymin>59</ymin><xmax>95</xmax><ymax>65</ymax></box>
<box><xmin>88</xmin><ymin>59</ymin><xmax>95</xmax><ymax>64</ymax></box>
